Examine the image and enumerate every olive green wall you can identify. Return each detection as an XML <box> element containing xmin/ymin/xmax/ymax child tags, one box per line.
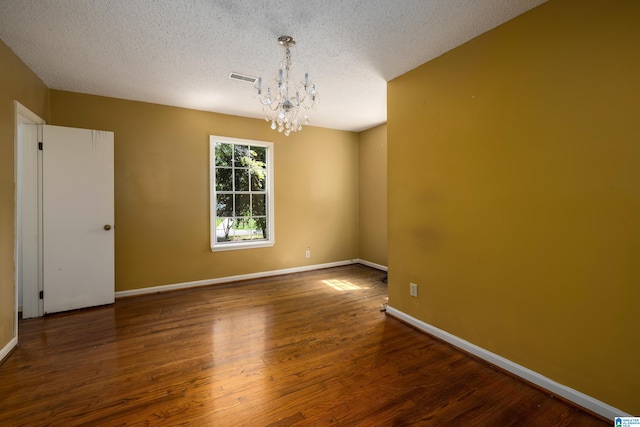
<box><xmin>50</xmin><ymin>90</ymin><xmax>360</xmax><ymax>291</ymax></box>
<box><xmin>0</xmin><ymin>39</ymin><xmax>49</xmax><ymax>354</ymax></box>
<box><xmin>388</xmin><ymin>0</ymin><xmax>639</xmax><ymax>414</ymax></box>
<box><xmin>358</xmin><ymin>124</ymin><xmax>387</xmax><ymax>267</ymax></box>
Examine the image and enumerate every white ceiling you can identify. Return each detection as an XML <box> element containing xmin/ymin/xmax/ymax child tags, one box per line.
<box><xmin>0</xmin><ymin>0</ymin><xmax>546</xmax><ymax>132</ymax></box>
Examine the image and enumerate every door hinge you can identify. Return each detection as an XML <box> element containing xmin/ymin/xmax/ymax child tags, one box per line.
<box><xmin>39</xmin><ymin>290</ymin><xmax>44</xmax><ymax>299</ymax></box>
<box><xmin>38</xmin><ymin>142</ymin><xmax>43</xmax><ymax>150</ymax></box>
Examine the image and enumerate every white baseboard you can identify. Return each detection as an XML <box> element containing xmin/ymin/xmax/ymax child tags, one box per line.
<box><xmin>356</xmin><ymin>259</ymin><xmax>388</xmax><ymax>271</ymax></box>
<box><xmin>115</xmin><ymin>260</ymin><xmax>362</xmax><ymax>298</ymax></box>
<box><xmin>385</xmin><ymin>306</ymin><xmax>629</xmax><ymax>420</ymax></box>
<box><xmin>0</xmin><ymin>336</ymin><xmax>17</xmax><ymax>364</ymax></box>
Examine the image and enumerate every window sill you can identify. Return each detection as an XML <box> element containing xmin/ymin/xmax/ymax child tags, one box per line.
<box><xmin>211</xmin><ymin>240</ymin><xmax>275</xmax><ymax>252</ymax></box>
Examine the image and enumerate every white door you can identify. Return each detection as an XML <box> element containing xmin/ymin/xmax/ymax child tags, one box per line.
<box><xmin>42</xmin><ymin>125</ymin><xmax>115</xmax><ymax>314</ymax></box>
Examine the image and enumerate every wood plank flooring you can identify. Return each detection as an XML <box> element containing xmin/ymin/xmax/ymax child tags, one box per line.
<box><xmin>0</xmin><ymin>265</ymin><xmax>608</xmax><ymax>426</ymax></box>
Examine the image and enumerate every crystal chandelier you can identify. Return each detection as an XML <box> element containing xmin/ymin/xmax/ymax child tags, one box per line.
<box><xmin>256</xmin><ymin>36</ymin><xmax>318</xmax><ymax>136</ymax></box>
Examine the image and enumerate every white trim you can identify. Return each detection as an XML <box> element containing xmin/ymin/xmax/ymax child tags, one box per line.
<box><xmin>115</xmin><ymin>260</ymin><xmax>357</xmax><ymax>298</ymax></box>
<box><xmin>15</xmin><ymin>101</ymin><xmax>45</xmax><ymax>124</ymax></box>
<box><xmin>0</xmin><ymin>337</ymin><xmax>18</xmax><ymax>363</ymax></box>
<box><xmin>13</xmin><ymin>101</ymin><xmax>46</xmax><ymax>342</ymax></box>
<box><xmin>385</xmin><ymin>306</ymin><xmax>629</xmax><ymax>420</ymax></box>
<box><xmin>356</xmin><ymin>259</ymin><xmax>387</xmax><ymax>271</ymax></box>
<box><xmin>210</xmin><ymin>240</ymin><xmax>275</xmax><ymax>252</ymax></box>
<box><xmin>209</xmin><ymin>135</ymin><xmax>275</xmax><ymax>252</ymax></box>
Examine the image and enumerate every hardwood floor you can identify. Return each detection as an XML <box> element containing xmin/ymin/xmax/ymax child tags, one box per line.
<box><xmin>1</xmin><ymin>265</ymin><xmax>607</xmax><ymax>426</ymax></box>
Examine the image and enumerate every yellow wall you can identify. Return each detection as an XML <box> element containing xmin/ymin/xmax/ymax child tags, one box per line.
<box><xmin>50</xmin><ymin>91</ymin><xmax>360</xmax><ymax>291</ymax></box>
<box><xmin>388</xmin><ymin>0</ymin><xmax>639</xmax><ymax>414</ymax></box>
<box><xmin>358</xmin><ymin>124</ymin><xmax>387</xmax><ymax>267</ymax></box>
<box><xmin>0</xmin><ymin>39</ymin><xmax>49</xmax><ymax>352</ymax></box>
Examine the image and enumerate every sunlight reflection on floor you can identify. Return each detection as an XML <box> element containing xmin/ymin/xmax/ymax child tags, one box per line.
<box><xmin>322</xmin><ymin>279</ymin><xmax>367</xmax><ymax>291</ymax></box>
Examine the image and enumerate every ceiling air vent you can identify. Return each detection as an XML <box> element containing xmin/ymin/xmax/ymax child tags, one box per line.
<box><xmin>229</xmin><ymin>72</ymin><xmax>257</xmax><ymax>84</ymax></box>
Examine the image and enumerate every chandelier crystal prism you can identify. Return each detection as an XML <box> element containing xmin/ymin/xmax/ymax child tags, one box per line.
<box><xmin>256</xmin><ymin>36</ymin><xmax>318</xmax><ymax>136</ymax></box>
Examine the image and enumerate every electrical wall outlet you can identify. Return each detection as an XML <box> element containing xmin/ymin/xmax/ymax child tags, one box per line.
<box><xmin>305</xmin><ymin>248</ymin><xmax>311</xmax><ymax>259</ymax></box>
<box><xmin>410</xmin><ymin>282</ymin><xmax>418</xmax><ymax>298</ymax></box>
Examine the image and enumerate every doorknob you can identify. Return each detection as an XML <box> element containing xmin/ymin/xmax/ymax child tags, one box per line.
<box><xmin>104</xmin><ymin>224</ymin><xmax>112</xmax><ymax>231</ymax></box>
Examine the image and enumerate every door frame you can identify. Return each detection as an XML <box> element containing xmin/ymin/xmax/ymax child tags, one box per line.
<box><xmin>14</xmin><ymin>101</ymin><xmax>46</xmax><ymax>327</ymax></box>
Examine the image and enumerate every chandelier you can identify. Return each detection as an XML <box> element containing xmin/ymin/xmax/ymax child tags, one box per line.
<box><xmin>256</xmin><ymin>36</ymin><xmax>318</xmax><ymax>136</ymax></box>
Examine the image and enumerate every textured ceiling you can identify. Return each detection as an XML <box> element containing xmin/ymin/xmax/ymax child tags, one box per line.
<box><xmin>0</xmin><ymin>0</ymin><xmax>546</xmax><ymax>132</ymax></box>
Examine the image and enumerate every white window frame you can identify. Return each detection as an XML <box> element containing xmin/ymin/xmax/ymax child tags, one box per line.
<box><xmin>209</xmin><ymin>135</ymin><xmax>274</xmax><ymax>252</ymax></box>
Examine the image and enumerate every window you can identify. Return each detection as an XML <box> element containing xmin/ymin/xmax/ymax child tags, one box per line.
<box><xmin>210</xmin><ymin>135</ymin><xmax>274</xmax><ymax>251</ymax></box>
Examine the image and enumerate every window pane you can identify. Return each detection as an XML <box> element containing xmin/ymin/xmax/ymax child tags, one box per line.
<box><xmin>216</xmin><ymin>217</ymin><xmax>234</xmax><ymax>242</ymax></box>
<box><xmin>216</xmin><ymin>168</ymin><xmax>232</xmax><ymax>191</ymax></box>
<box><xmin>215</xmin><ymin>143</ymin><xmax>233</xmax><ymax>166</ymax></box>
<box><xmin>234</xmin><ymin>145</ymin><xmax>250</xmax><ymax>167</ymax></box>
<box><xmin>249</xmin><ymin>219</ymin><xmax>264</xmax><ymax>240</ymax></box>
<box><xmin>235</xmin><ymin>169</ymin><xmax>249</xmax><ymax>191</ymax></box>
<box><xmin>252</xmin><ymin>146</ymin><xmax>266</xmax><ymax>163</ymax></box>
<box><xmin>231</xmin><ymin>218</ymin><xmax>252</xmax><ymax>241</ymax></box>
<box><xmin>251</xmin><ymin>168</ymin><xmax>267</xmax><ymax>191</ymax></box>
<box><xmin>252</xmin><ymin>194</ymin><xmax>266</xmax><ymax>216</ymax></box>
<box><xmin>254</xmin><ymin>217</ymin><xmax>268</xmax><ymax>240</ymax></box>
<box><xmin>216</xmin><ymin>194</ymin><xmax>233</xmax><ymax>217</ymax></box>
<box><xmin>235</xmin><ymin>194</ymin><xmax>250</xmax><ymax>217</ymax></box>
